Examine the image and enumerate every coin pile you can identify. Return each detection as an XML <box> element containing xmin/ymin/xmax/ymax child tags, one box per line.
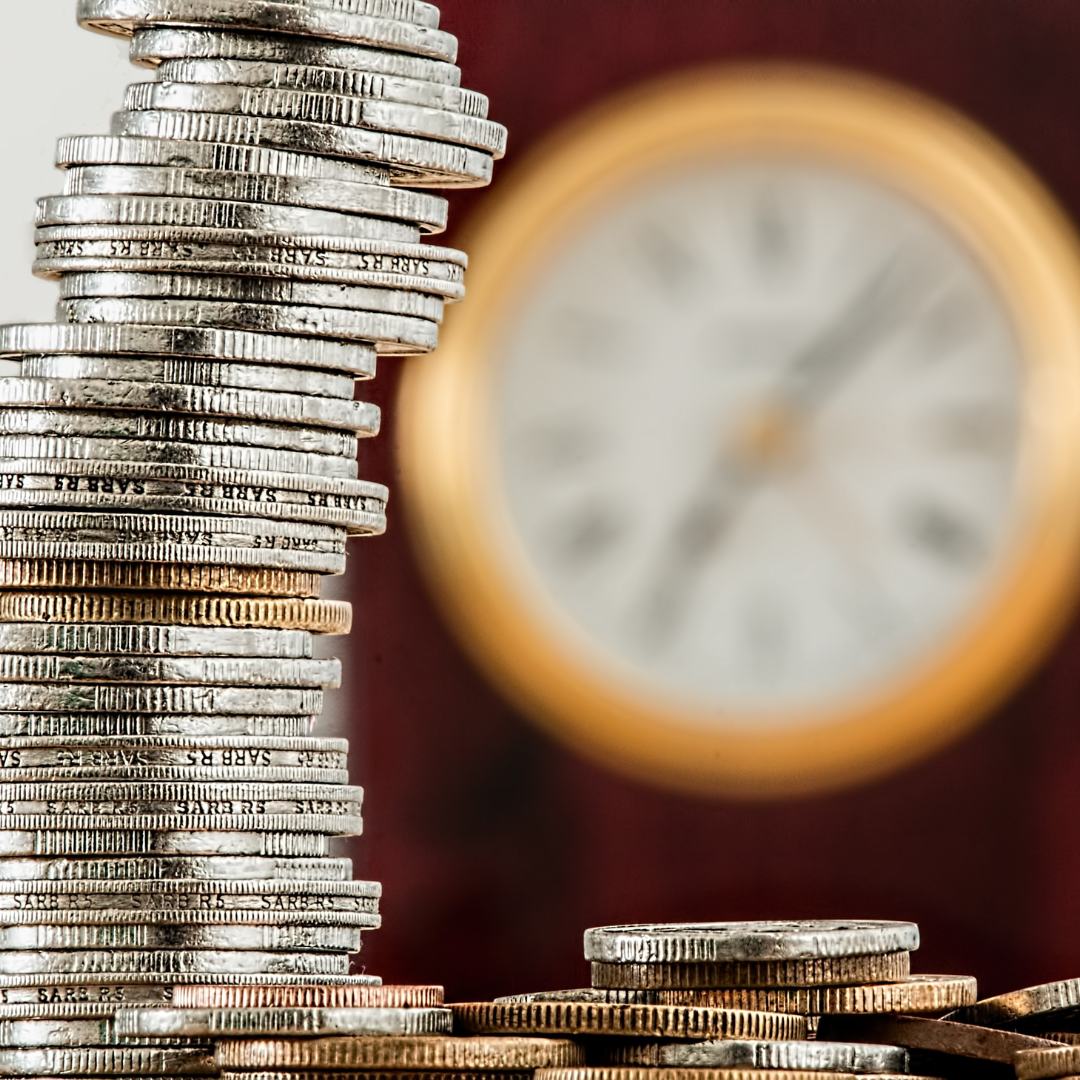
<box><xmin>0</xmin><ymin>0</ymin><xmax>503</xmax><ymax>1070</ymax></box>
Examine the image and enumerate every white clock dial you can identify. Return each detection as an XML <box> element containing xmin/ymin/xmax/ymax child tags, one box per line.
<box><xmin>494</xmin><ymin>157</ymin><xmax>1024</xmax><ymax>724</ymax></box>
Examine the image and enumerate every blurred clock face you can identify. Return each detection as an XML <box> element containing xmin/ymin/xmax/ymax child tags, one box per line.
<box><xmin>494</xmin><ymin>156</ymin><xmax>1024</xmax><ymax>724</ymax></box>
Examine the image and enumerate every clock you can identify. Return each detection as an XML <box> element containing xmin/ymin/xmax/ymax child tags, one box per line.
<box><xmin>397</xmin><ymin>66</ymin><xmax>1080</xmax><ymax>798</ymax></box>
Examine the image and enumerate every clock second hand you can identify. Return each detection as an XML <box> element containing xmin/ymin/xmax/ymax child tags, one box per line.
<box><xmin>634</xmin><ymin>248</ymin><xmax>935</xmax><ymax>652</ymax></box>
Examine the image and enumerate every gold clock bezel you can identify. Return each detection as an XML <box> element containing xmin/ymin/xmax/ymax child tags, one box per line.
<box><xmin>398</xmin><ymin>65</ymin><xmax>1080</xmax><ymax>798</ymax></box>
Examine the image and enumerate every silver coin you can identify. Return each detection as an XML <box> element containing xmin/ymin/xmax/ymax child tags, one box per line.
<box><xmin>0</xmin><ymin>437</ymin><xmax>358</xmax><ymax>481</ymax></box>
<box><xmin>0</xmin><ymin>779</ymin><xmax>361</xmax><ymax>803</ymax></box>
<box><xmin>0</xmin><ymin>323</ymin><xmax>377</xmax><ymax>377</ymax></box>
<box><xmin>0</xmin><ymin>1015</ymin><xmax>200</xmax><ymax>1049</ymax></box>
<box><xmin>125</xmin><ymin>82</ymin><xmax>506</xmax><ymax>156</ymax></box>
<box><xmin>57</xmin><ymin>135</ymin><xmax>394</xmax><ymax>186</ymax></box>
<box><xmin>0</xmin><ymin>716</ymin><xmax>316</xmax><ymax>739</ymax></box>
<box><xmin>0</xmin><ymin>814</ymin><xmax>360</xmax><ymax>836</ymax></box>
<box><xmin>160</xmin><ymin>57</ymin><xmax>487</xmax><ymax>117</ymax></box>
<box><xmin>0</xmin><ymin>951</ymin><xmax>351</xmax><ymax>976</ymax></box>
<box><xmin>0</xmin><ymin>910</ymin><xmax>380</xmax><ymax>930</ymax></box>
<box><xmin>0</xmin><ymin>684</ymin><xmax>324</xmax><ymax>716</ymax></box>
<box><xmin>34</xmin><ymin>234</ymin><xmax>466</xmax><ymax>299</ymax></box>
<box><xmin>0</xmin><ymin>855</ymin><xmax>350</xmax><ymax>881</ymax></box>
<box><xmin>63</xmin><ymin>165</ymin><xmax>449</xmax><ymax>232</ymax></box>
<box><xmin>0</xmin><ymin>876</ymin><xmax>376</xmax><ymax>897</ymax></box>
<box><xmin>19</xmin><ymin>355</ymin><xmax>355</xmax><ymax>399</ymax></box>
<box><xmin>112</xmin><ymin>109</ymin><xmax>493</xmax><ymax>188</ymax></box>
<box><xmin>0</xmin><ymin>831</ymin><xmax>332</xmax><ymax>858</ymax></box>
<box><xmin>60</xmin><ymin>296</ymin><xmax>439</xmax><ymax>351</ymax></box>
<box><xmin>0</xmin><ymin>923</ymin><xmax>362</xmax><ymax>953</ymax></box>
<box><xmin>130</xmin><ymin>27</ymin><xmax>461</xmax><ymax>86</ymax></box>
<box><xmin>0</xmin><ymin>625</ymin><xmax>313</xmax><ymax>659</ymax></box>
<box><xmin>0</xmin><ymin>1044</ymin><xmax>215</xmax><ymax>1075</ymax></box>
<box><xmin>495</xmin><ymin>989</ymin><xmax>656</xmax><ymax>1005</ymax></box>
<box><xmin>0</xmin><ymin>411</ymin><xmax>361</xmax><ymax>458</ymax></box>
<box><xmin>38</xmin><ymin>193</ymin><xmax>419</xmax><ymax>243</ymax></box>
<box><xmin>0</xmin><ymin>378</ymin><xmax>380</xmax><ymax>435</ymax></box>
<box><xmin>58</xmin><ymin>272</ymin><xmax>445</xmax><ymax>322</ymax></box>
<box><xmin>229</xmin><ymin>0</ymin><xmax>444</xmax><ymax>29</ymax></box>
<box><xmin>583</xmin><ymin>921</ymin><xmax>923</xmax><ymax>963</ymax></box>
<box><xmin>0</xmin><ymin>764</ymin><xmax>347</xmax><ymax>786</ymax></box>
<box><xmin>80</xmin><ymin>0</ymin><xmax>458</xmax><ymax>63</ymax></box>
<box><xmin>631</xmin><ymin>1041</ymin><xmax>911</xmax><ymax>1073</ymax></box>
<box><xmin>121</xmin><ymin>1004</ymin><xmax>451</xmax><ymax>1038</ymax></box>
<box><xmin>0</xmin><ymin>733</ymin><xmax>345</xmax><ymax>761</ymax></box>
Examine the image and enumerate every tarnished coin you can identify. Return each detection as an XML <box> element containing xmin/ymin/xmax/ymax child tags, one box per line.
<box><xmin>0</xmin><ymin>594</ymin><xmax>350</xmax><ymax>634</ymax></box>
<box><xmin>112</xmin><ymin>110</ymin><xmax>493</xmax><ymax>188</ymax></box>
<box><xmin>584</xmin><ymin>923</ymin><xmax>921</xmax><ymax>965</ymax></box>
<box><xmin>0</xmin><ymin>323</ymin><xmax>377</xmax><ymax>376</ymax></box>
<box><xmin>947</xmin><ymin>979</ymin><xmax>1080</xmax><ymax>1032</ymax></box>
<box><xmin>653</xmin><ymin>977</ymin><xmax>977</xmax><ymax>1015</ymax></box>
<box><xmin>19</xmin><ymin>356</ymin><xmax>355</xmax><ymax>400</ymax></box>
<box><xmin>129</xmin><ymin>27</ymin><xmax>462</xmax><ymax>87</ymax></box>
<box><xmin>0</xmin><ymin>1044</ymin><xmax>215</xmax><ymax>1075</ymax></box>
<box><xmin>0</xmin><ymin>715</ymin><xmax>316</xmax><ymax>739</ymax></box>
<box><xmin>592</xmin><ymin>954</ymin><xmax>911</xmax><ymax>989</ymax></box>
<box><xmin>0</xmin><ymin>855</ymin><xmax>350</xmax><ymax>881</ymax></box>
<box><xmin>0</xmin><ymin>1014</ymin><xmax>200</xmax><ymax>1048</ymax></box>
<box><xmin>79</xmin><ymin>0</ymin><xmax>459</xmax><ymax>63</ymax></box>
<box><xmin>160</xmin><ymin>57</ymin><xmax>487</xmax><ymax>116</ymax></box>
<box><xmin>63</xmin><ymin>165</ymin><xmax>449</xmax><ymax>232</ymax></box>
<box><xmin>0</xmin><ymin>950</ymin><xmax>350</xmax><ymax>976</ymax></box>
<box><xmin>124</xmin><ymin>82</ymin><xmax>507</xmax><ymax>156</ymax></box>
<box><xmin>589</xmin><ymin>1040</ymin><xmax>909</xmax><ymax>1072</ymax></box>
<box><xmin>0</xmin><ymin>624</ymin><xmax>313</xmax><ymax>658</ymax></box>
<box><xmin>174</xmin><ymin>983</ymin><xmax>443</xmax><ymax>1008</ymax></box>
<box><xmin>119</xmin><ymin>1004</ymin><xmax>452</xmax><ymax>1037</ymax></box>
<box><xmin>533</xmin><ymin>1071</ymin><xmax>924</xmax><ymax>1080</ymax></box>
<box><xmin>497</xmin><ymin>991</ymin><xmax>656</xmax><ymax>1006</ymax></box>
<box><xmin>216</xmin><ymin>1035</ymin><xmax>585</xmax><ymax>1071</ymax></box>
<box><xmin>1016</xmin><ymin>1047</ymin><xmax>1080</xmax><ymax>1080</ymax></box>
<box><xmin>0</xmin><ymin>830</ymin><xmax>332</xmax><ymax>858</ymax></box>
<box><xmin>451</xmin><ymin>1002</ymin><xmax>806</xmax><ymax>1040</ymax></box>
<box><xmin>61</xmin><ymin>296</ymin><xmax>439</xmax><ymax>352</ymax></box>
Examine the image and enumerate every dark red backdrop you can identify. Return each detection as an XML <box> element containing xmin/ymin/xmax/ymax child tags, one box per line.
<box><xmin>348</xmin><ymin>0</ymin><xmax>1080</xmax><ymax>1003</ymax></box>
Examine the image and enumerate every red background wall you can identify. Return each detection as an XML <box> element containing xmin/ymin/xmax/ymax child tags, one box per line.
<box><xmin>348</xmin><ymin>0</ymin><xmax>1080</xmax><ymax>1003</ymax></box>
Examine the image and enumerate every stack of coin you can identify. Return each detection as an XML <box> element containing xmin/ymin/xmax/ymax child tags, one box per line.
<box><xmin>0</xmin><ymin>0</ymin><xmax>504</xmax><ymax>1069</ymax></box>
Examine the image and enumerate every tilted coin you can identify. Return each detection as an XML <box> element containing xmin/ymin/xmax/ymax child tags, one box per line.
<box><xmin>816</xmin><ymin>1015</ymin><xmax>1065</xmax><ymax>1064</ymax></box>
<box><xmin>160</xmin><ymin>57</ymin><xmax>487</xmax><ymax>116</ymax></box>
<box><xmin>120</xmin><ymin>1004</ymin><xmax>452</xmax><ymax>1037</ymax></box>
<box><xmin>64</xmin><ymin>165</ymin><xmax>449</xmax><ymax>232</ymax></box>
<box><xmin>56</xmin><ymin>135</ymin><xmax>396</xmax><ymax>186</ymax></box>
<box><xmin>0</xmin><ymin>594</ymin><xmax>350</xmax><ymax>634</ymax></box>
<box><xmin>217</xmin><ymin>1035</ymin><xmax>585</xmax><ymax>1071</ymax></box>
<box><xmin>584</xmin><ymin>923</ymin><xmax>922</xmax><ymax>965</ymax></box>
<box><xmin>0</xmin><ymin>1044</ymin><xmax>215</xmax><ymax>1075</ymax></box>
<box><xmin>174</xmin><ymin>982</ymin><xmax>443</xmax><ymax>1008</ymax></box>
<box><xmin>39</xmin><ymin>193</ymin><xmax>420</xmax><ymax>244</ymax></box>
<box><xmin>0</xmin><ymin>830</ymin><xmax>332</xmax><ymax>858</ymax></box>
<box><xmin>129</xmin><ymin>27</ymin><xmax>462</xmax><ymax>87</ymax></box>
<box><xmin>0</xmin><ymin>950</ymin><xmax>350</xmax><ymax>976</ymax></box>
<box><xmin>0</xmin><ymin>654</ymin><xmax>339</xmax><ymax>687</ymax></box>
<box><xmin>112</xmin><ymin>109</ymin><xmax>494</xmax><ymax>188</ymax></box>
<box><xmin>0</xmin><ymin>854</ymin><xmax>350</xmax><ymax>880</ymax></box>
<box><xmin>0</xmin><ymin>924</ymin><xmax>362</xmax><ymax>952</ymax></box>
<box><xmin>0</xmin><ymin>623</ymin><xmax>313</xmax><ymax>658</ymax></box>
<box><xmin>0</xmin><ymin>437</ymin><xmax>359</xmax><ymax>482</ymax></box>
<box><xmin>19</xmin><ymin>356</ymin><xmax>356</xmax><ymax>399</ymax></box>
<box><xmin>592</xmin><ymin>953</ymin><xmax>911</xmax><ymax>989</ymax></box>
<box><xmin>653</xmin><ymin>977</ymin><xmax>977</xmax><ymax>1015</ymax></box>
<box><xmin>590</xmin><ymin>1040</ymin><xmax>909</xmax><ymax>1072</ymax></box>
<box><xmin>58</xmin><ymin>271</ymin><xmax>445</xmax><ymax>322</ymax></box>
<box><xmin>451</xmin><ymin>1002</ymin><xmax>806</xmax><ymax>1040</ymax></box>
<box><xmin>947</xmin><ymin>978</ymin><xmax>1080</xmax><ymax>1032</ymax></box>
<box><xmin>0</xmin><ymin>322</ymin><xmax>377</xmax><ymax>376</ymax></box>
<box><xmin>61</xmin><ymin>297</ymin><xmax>439</xmax><ymax>352</ymax></box>
<box><xmin>80</xmin><ymin>0</ymin><xmax>459</xmax><ymax>63</ymax></box>
<box><xmin>124</xmin><ymin>82</ymin><xmax>507</xmax><ymax>156</ymax></box>
<box><xmin>0</xmin><ymin>378</ymin><xmax>379</xmax><ymax>434</ymax></box>
<box><xmin>1015</xmin><ymin>1047</ymin><xmax>1080</xmax><ymax>1080</ymax></box>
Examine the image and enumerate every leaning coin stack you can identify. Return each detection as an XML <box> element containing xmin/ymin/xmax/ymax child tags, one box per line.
<box><xmin>0</xmin><ymin>0</ymin><xmax>503</xmax><ymax>1070</ymax></box>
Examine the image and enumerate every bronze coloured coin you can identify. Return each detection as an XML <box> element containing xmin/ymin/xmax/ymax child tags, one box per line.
<box><xmin>1016</xmin><ymin>1047</ymin><xmax>1080</xmax><ymax>1080</ymax></box>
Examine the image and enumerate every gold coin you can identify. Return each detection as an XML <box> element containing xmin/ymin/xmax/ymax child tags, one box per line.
<box><xmin>0</xmin><ymin>592</ymin><xmax>351</xmax><ymax>634</ymax></box>
<box><xmin>653</xmin><ymin>976</ymin><xmax>976</xmax><ymax>1015</ymax></box>
<box><xmin>0</xmin><ymin>559</ymin><xmax>320</xmax><ymax>597</ymax></box>
<box><xmin>450</xmin><ymin>1002</ymin><xmax>805</xmax><ymax>1040</ymax></box>
<box><xmin>220</xmin><ymin>1074</ymin><xmax>533</xmax><ymax>1080</ymax></box>
<box><xmin>592</xmin><ymin>953</ymin><xmax>911</xmax><ymax>989</ymax></box>
<box><xmin>216</xmin><ymin>1036</ymin><xmax>584</xmax><ymax>1072</ymax></box>
<box><xmin>1016</xmin><ymin>1048</ymin><xmax>1080</xmax><ymax>1080</ymax></box>
<box><xmin>175</xmin><ymin>984</ymin><xmax>444</xmax><ymax>1009</ymax></box>
<box><xmin>1044</xmin><ymin>1037</ymin><xmax>1080</xmax><ymax>1047</ymax></box>
<box><xmin>535</xmin><ymin>1071</ymin><xmax>926</xmax><ymax>1080</ymax></box>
